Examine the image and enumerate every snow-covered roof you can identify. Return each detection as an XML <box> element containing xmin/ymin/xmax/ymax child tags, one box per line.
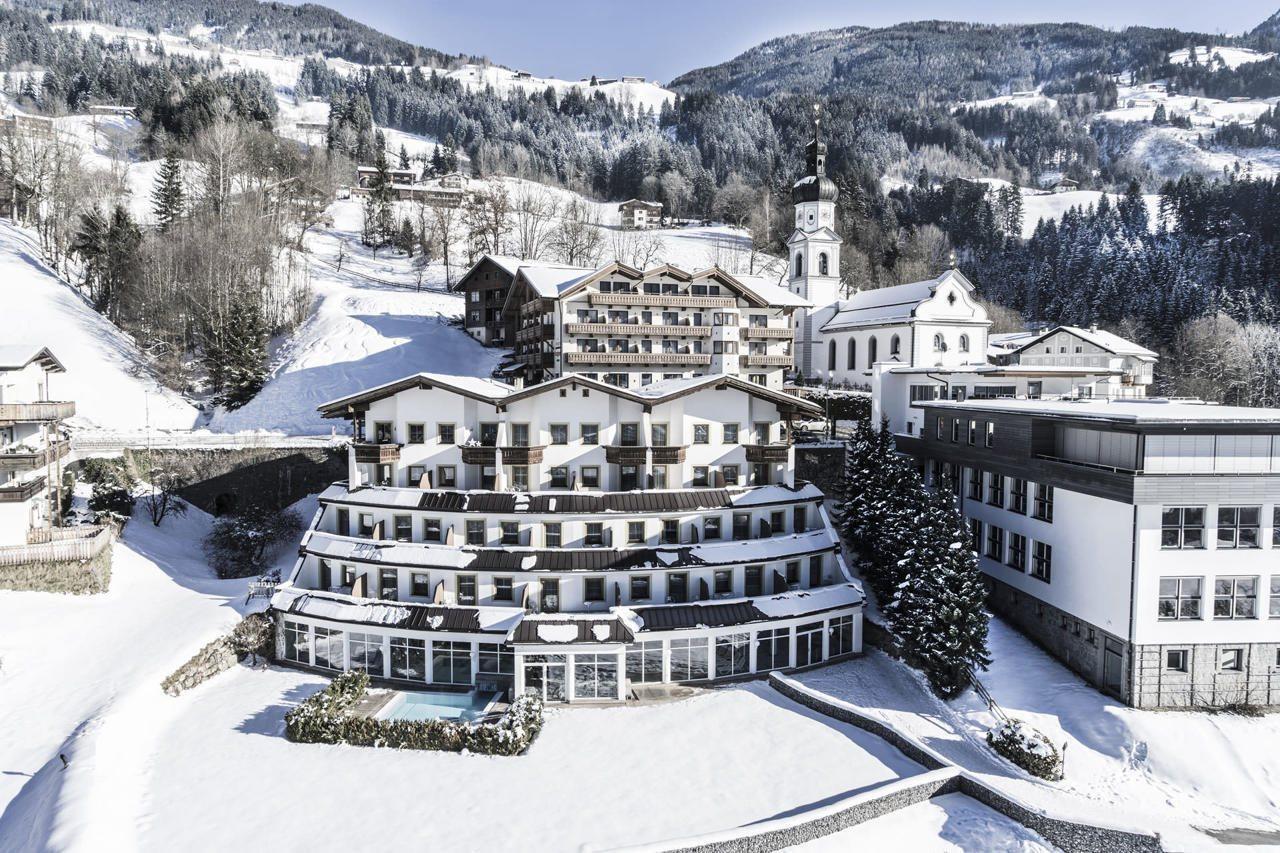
<box><xmin>0</xmin><ymin>345</ymin><xmax>65</xmax><ymax>372</ymax></box>
<box><xmin>318</xmin><ymin>371</ymin><xmax>515</xmax><ymax>412</ymax></box>
<box><xmin>987</xmin><ymin>331</ymin><xmax>1038</xmax><ymax>353</ymax></box>
<box><xmin>732</xmin><ymin>272</ymin><xmax>811</xmax><ymax>308</ymax></box>
<box><xmin>517</xmin><ymin>263</ymin><xmax>598</xmax><ymax>298</ymax></box>
<box><xmin>883</xmin><ymin>364</ymin><xmax>1122</xmax><ymax>377</ymax></box>
<box><xmin>925</xmin><ymin>397</ymin><xmax>1280</xmax><ymax>425</ymax></box>
<box><xmin>820</xmin><ymin>269</ymin><xmax>975</xmax><ymax>332</ymax></box>
<box><xmin>752</xmin><ymin>583</ymin><xmax>865</xmax><ymax>619</ymax></box>
<box><xmin>1013</xmin><ymin>326</ymin><xmax>1157</xmax><ymax>359</ymax></box>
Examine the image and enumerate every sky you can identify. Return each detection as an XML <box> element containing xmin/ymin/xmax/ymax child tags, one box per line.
<box><xmin>301</xmin><ymin>0</ymin><xmax>1278</xmax><ymax>82</ymax></box>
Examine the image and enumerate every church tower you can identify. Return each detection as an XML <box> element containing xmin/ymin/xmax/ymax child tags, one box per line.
<box><xmin>788</xmin><ymin>105</ymin><xmax>843</xmax><ymax>377</ymax></box>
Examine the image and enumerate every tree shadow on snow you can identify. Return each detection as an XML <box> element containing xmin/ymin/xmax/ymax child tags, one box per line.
<box><xmin>234</xmin><ymin>681</ymin><xmax>323</xmax><ymax>739</ymax></box>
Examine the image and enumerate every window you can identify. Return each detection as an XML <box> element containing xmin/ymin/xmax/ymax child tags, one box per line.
<box><xmin>714</xmin><ymin>569</ymin><xmax>733</xmax><ymax>596</ymax></box>
<box><xmin>574</xmin><ymin>653</ymin><xmax>619</xmax><ymax>700</ymax></box>
<box><xmin>580</xmin><ymin>466</ymin><xmax>600</xmax><ymax>489</ymax></box>
<box><xmin>969</xmin><ymin>518</ymin><xmax>982</xmax><ymax>552</ymax></box>
<box><xmin>818</xmin><ymin>252</ymin><xmax>829</xmax><ymax>275</ymax></box>
<box><xmin>433</xmin><ymin>641</ymin><xmax>472</xmax><ymax>685</ymax></box>
<box><xmin>703</xmin><ymin>516</ymin><xmax>721</xmax><ymax>540</ymax></box>
<box><xmin>436</xmin><ymin>465</ymin><xmax>457</xmax><ymax>488</ymax></box>
<box><xmin>932</xmin><ymin>333</ymin><xmax>945</xmax><ymax>352</ymax></box>
<box><xmin>986</xmin><ymin>525</ymin><xmax>1005</xmax><ymax>560</ymax></box>
<box><xmin>630</xmin><ymin>575</ymin><xmax>651</xmax><ymax>601</ymax></box>
<box><xmin>693</xmin><ymin>424</ymin><xmax>709</xmax><ymax>444</ymax></box>
<box><xmin>549</xmin><ymin>424</ymin><xmax>568</xmax><ymax>445</ymax></box>
<box><xmin>967</xmin><ymin>468</ymin><xmax>982</xmax><ymax>500</ymax></box>
<box><xmin>436</xmin><ymin>423</ymin><xmax>455</xmax><ymax>444</ymax></box>
<box><xmin>500</xmin><ymin>521</ymin><xmax>519</xmax><ymax>545</ymax></box>
<box><xmin>380</xmin><ymin>568</ymin><xmax>398</xmax><ymax>600</ymax></box>
<box><xmin>584</xmin><ymin>577</ymin><xmax>605</xmax><ymax>603</ymax></box>
<box><xmin>544</xmin><ymin>522</ymin><xmax>562</xmax><ymax>548</ymax></box>
<box><xmin>373</xmin><ymin>421</ymin><xmax>394</xmax><ymax>443</ymax></box>
<box><xmin>478</xmin><ymin>423</ymin><xmax>498</xmax><ymax>446</ymax></box>
<box><xmin>691</xmin><ymin>466</ymin><xmax>710</xmax><ymax>487</ymax></box>
<box><xmin>1007</xmin><ymin>534</ymin><xmax>1026</xmax><ymax>571</ymax></box>
<box><xmin>411</xmin><ymin>573</ymin><xmax>431</xmax><ymax>597</ymax></box>
<box><xmin>663</xmin><ymin>519</ymin><xmax>679</xmax><ymax>544</ymax></box>
<box><xmin>889</xmin><ymin>334</ymin><xmax>900</xmax><ymax>356</ymax></box>
<box><xmin>670</xmin><ymin>637</ymin><xmax>709</xmax><ymax>680</ymax></box>
<box><xmin>846</xmin><ymin>338</ymin><xmax>857</xmax><ymax>369</ymax></box>
<box><xmin>1220</xmin><ymin>648</ymin><xmax>1244</xmax><ymax>672</ymax></box>
<box><xmin>581</xmin><ymin>424</ymin><xmax>599</xmax><ymax>445</ymax></box>
<box><xmin>809</xmin><ymin>555</ymin><xmax>824</xmax><ymax>586</ymax></box>
<box><xmin>466</xmin><ymin>519</ymin><xmax>485</xmax><ymax>545</ymax></box>
<box><xmin>1161</xmin><ymin>507</ymin><xmax>1204</xmax><ymax>549</ymax></box>
<box><xmin>585</xmin><ymin>522</ymin><xmax>604</xmax><ymax>547</ymax></box>
<box><xmin>1032</xmin><ymin>484</ymin><xmax>1054</xmax><ymax>522</ymax></box>
<box><xmin>283</xmin><ymin>621</ymin><xmax>310</xmax><ymax>664</ymax></box>
<box><xmin>959</xmin><ymin>334</ymin><xmax>970</xmax><ymax>353</ymax></box>
<box><xmin>1031</xmin><ymin>541</ymin><xmax>1052</xmax><ymax>582</ymax></box>
<box><xmin>550</xmin><ymin>466</ymin><xmax>569</xmax><ymax>489</ymax></box>
<box><xmin>796</xmin><ymin>621</ymin><xmax>823</xmax><ymax>667</ymax></box>
<box><xmin>985</xmin><ymin>421</ymin><xmax>994</xmax><ymax>448</ymax></box>
<box><xmin>967</xmin><ymin>419</ymin><xmax>977</xmax><ymax>446</ymax></box>
<box><xmin>393</xmin><ymin>515</ymin><xmax>412</xmax><ymax>542</ymax></box>
<box><xmin>626</xmin><ymin>640</ymin><xmax>664</xmax><ymax>683</ymax></box>
<box><xmin>650</xmin><ymin>423</ymin><xmax>668</xmax><ymax>446</ymax></box>
<box><xmin>478</xmin><ymin>643</ymin><xmax>514</xmax><ymax>676</ymax></box>
<box><xmin>1009</xmin><ymin>479</ymin><xmax>1028</xmax><ymax>514</ymax></box>
<box><xmin>715</xmin><ymin>633</ymin><xmax>751</xmax><ymax>678</ymax></box>
<box><xmin>936</xmin><ymin>416</ymin><xmax>945</xmax><ymax>440</ymax></box>
<box><xmin>1217</xmin><ymin>506</ymin><xmax>1260</xmax><ymax>549</ymax></box>
<box><xmin>1157</xmin><ymin>577</ymin><xmax>1202</xmax><ymax>620</ymax></box>
<box><xmin>793</xmin><ymin>505</ymin><xmax>807</xmax><ymax>533</ymax></box>
<box><xmin>868</xmin><ymin>337</ymin><xmax>878</xmax><ymax>363</ymax></box>
<box><xmin>794</xmin><ymin>253</ymin><xmax>803</xmax><ymax>278</ymax></box>
<box><xmin>407</xmin><ymin>465</ymin><xmax>425</xmax><ymax>487</ymax></box>
<box><xmin>628</xmin><ymin>521</ymin><xmax>645</xmax><ymax>544</ymax></box>
<box><xmin>951</xmin><ymin>419</ymin><xmax>960</xmax><ymax>443</ymax></box>
<box><xmin>722</xmin><ymin>464</ymin><xmax>740</xmax><ymax>486</ymax></box>
<box><xmin>756</xmin><ymin>628</ymin><xmax>790</xmax><ymax>671</ymax></box>
<box><xmin>349</xmin><ymin>633</ymin><xmax>384</xmax><ymax>676</ymax></box>
<box><xmin>407</xmin><ymin>423</ymin><xmax>425</xmax><ymax>444</ymax></box>
<box><xmin>745</xmin><ymin>565</ymin><xmax>763</xmax><ymax>596</ymax></box>
<box><xmin>828</xmin><ymin>615</ymin><xmax>855</xmax><ymax>657</ymax></box>
<box><xmin>987</xmin><ymin>473</ymin><xmax>1004</xmax><ymax>506</ymax></box>
<box><xmin>457</xmin><ymin>575</ymin><xmax>477</xmax><ymax>606</ymax></box>
<box><xmin>1275</xmin><ymin>508</ymin><xmax>1280</xmax><ymax>547</ymax></box>
<box><xmin>391</xmin><ymin>637</ymin><xmax>426</xmax><ymax>680</ymax></box>
<box><xmin>313</xmin><ymin>626</ymin><xmax>343</xmax><ymax>670</ymax></box>
<box><xmin>358</xmin><ymin>513</ymin><xmax>375</xmax><ymax>537</ymax></box>
<box><xmin>1214</xmin><ymin>577</ymin><xmax>1257</xmax><ymax>619</ymax></box>
<box><xmin>619</xmin><ymin>422</ymin><xmax>639</xmax><ymax>447</ymax></box>
<box><xmin>1271</xmin><ymin>577</ymin><xmax>1280</xmax><ymax>618</ymax></box>
<box><xmin>770</xmin><ymin>510</ymin><xmax>786</xmax><ymax>537</ymax></box>
<box><xmin>733</xmin><ymin>512</ymin><xmax>750</xmax><ymax>541</ymax></box>
<box><xmin>723</xmin><ymin>423</ymin><xmax>739</xmax><ymax>444</ymax></box>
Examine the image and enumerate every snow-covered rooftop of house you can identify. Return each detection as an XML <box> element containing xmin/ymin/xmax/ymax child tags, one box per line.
<box><xmin>820</xmin><ymin>270</ymin><xmax>973</xmax><ymax>332</ymax></box>
<box><xmin>0</xmin><ymin>344</ymin><xmax>64</xmax><ymax>372</ymax></box>
<box><xmin>752</xmin><ymin>583</ymin><xmax>864</xmax><ymax>619</ymax></box>
<box><xmin>518</xmin><ymin>263</ymin><xmax>598</xmax><ymax>298</ymax></box>
<box><xmin>925</xmin><ymin>397</ymin><xmax>1280</xmax><ymax>424</ymax></box>
<box><xmin>1015</xmin><ymin>326</ymin><xmax>1157</xmax><ymax>359</ymax></box>
<box><xmin>987</xmin><ymin>331</ymin><xmax>1038</xmax><ymax>354</ymax></box>
<box><xmin>883</xmin><ymin>364</ymin><xmax>1122</xmax><ymax>376</ymax></box>
<box><xmin>318</xmin><ymin>371</ymin><xmax>516</xmax><ymax>411</ymax></box>
<box><xmin>732</xmin><ymin>272</ymin><xmax>811</xmax><ymax>308</ymax></box>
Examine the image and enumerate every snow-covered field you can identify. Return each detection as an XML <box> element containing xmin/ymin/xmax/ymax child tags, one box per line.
<box><xmin>796</xmin><ymin>619</ymin><xmax>1280</xmax><ymax>851</ymax></box>
<box><xmin>0</xmin><ymin>223</ymin><xmax>197</xmax><ymax>430</ymax></box>
<box><xmin>1168</xmin><ymin>46</ymin><xmax>1276</xmax><ymax>70</ymax></box>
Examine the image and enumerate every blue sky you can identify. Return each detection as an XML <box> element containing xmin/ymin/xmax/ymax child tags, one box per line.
<box><xmin>310</xmin><ymin>1</ymin><xmax>1279</xmax><ymax>82</ymax></box>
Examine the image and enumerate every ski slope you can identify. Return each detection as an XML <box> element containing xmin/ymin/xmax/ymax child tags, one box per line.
<box><xmin>0</xmin><ymin>223</ymin><xmax>197</xmax><ymax>430</ymax></box>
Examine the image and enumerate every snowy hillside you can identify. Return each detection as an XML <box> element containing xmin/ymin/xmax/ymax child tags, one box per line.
<box><xmin>0</xmin><ymin>224</ymin><xmax>197</xmax><ymax>430</ymax></box>
<box><xmin>441</xmin><ymin>64</ymin><xmax>673</xmax><ymax>114</ymax></box>
<box><xmin>1167</xmin><ymin>45</ymin><xmax>1276</xmax><ymax>70</ymax></box>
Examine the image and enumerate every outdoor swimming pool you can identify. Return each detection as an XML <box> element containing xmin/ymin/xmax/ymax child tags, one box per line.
<box><xmin>378</xmin><ymin>690</ymin><xmax>498</xmax><ymax>723</ymax></box>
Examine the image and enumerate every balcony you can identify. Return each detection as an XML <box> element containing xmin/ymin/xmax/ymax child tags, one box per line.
<box><xmin>650</xmin><ymin>445</ymin><xmax>687</xmax><ymax>464</ymax></box>
<box><xmin>741</xmin><ymin>326</ymin><xmax>794</xmax><ymax>340</ymax></box>
<box><xmin>0</xmin><ymin>475</ymin><xmax>46</xmax><ymax>503</ymax></box>
<box><xmin>565</xmin><ymin>352</ymin><xmax>712</xmax><ymax>366</ymax></box>
<box><xmin>589</xmin><ymin>292</ymin><xmax>737</xmax><ymax>309</ymax></box>
<box><xmin>745</xmin><ymin>444</ymin><xmax>790</xmax><ymax>463</ymax></box>
<box><xmin>353</xmin><ymin>442</ymin><xmax>401</xmax><ymax>464</ymax></box>
<box><xmin>461</xmin><ymin>445</ymin><xmax>497</xmax><ymax>465</ymax></box>
<box><xmin>516</xmin><ymin>323</ymin><xmax>555</xmax><ymax>342</ymax></box>
<box><xmin>500</xmin><ymin>445</ymin><xmax>545</xmax><ymax>465</ymax></box>
<box><xmin>740</xmin><ymin>354</ymin><xmax>793</xmax><ymax>367</ymax></box>
<box><xmin>0</xmin><ymin>439</ymin><xmax>70</xmax><ymax>473</ymax></box>
<box><xmin>605</xmin><ymin>445</ymin><xmax>648</xmax><ymax>464</ymax></box>
<box><xmin>565</xmin><ymin>322</ymin><xmax>713</xmax><ymax>337</ymax></box>
<box><xmin>0</xmin><ymin>401</ymin><xmax>76</xmax><ymax>423</ymax></box>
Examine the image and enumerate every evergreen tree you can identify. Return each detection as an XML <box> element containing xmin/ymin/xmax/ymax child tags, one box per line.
<box><xmin>398</xmin><ymin>143</ymin><xmax>410</xmax><ymax>170</ymax></box>
<box><xmin>361</xmin><ymin>147</ymin><xmax>395</xmax><ymax>249</ymax></box>
<box><xmin>151</xmin><ymin>150</ymin><xmax>185</xmax><ymax>232</ymax></box>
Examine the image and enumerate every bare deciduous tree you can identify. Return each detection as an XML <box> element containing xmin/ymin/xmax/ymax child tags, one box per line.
<box><xmin>511</xmin><ymin>183</ymin><xmax>558</xmax><ymax>260</ymax></box>
<box><xmin>550</xmin><ymin>196</ymin><xmax>604</xmax><ymax>267</ymax></box>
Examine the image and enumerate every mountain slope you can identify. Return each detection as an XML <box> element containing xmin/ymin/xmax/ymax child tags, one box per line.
<box><xmin>0</xmin><ymin>225</ymin><xmax>197</xmax><ymax>431</ymax></box>
<box><xmin>670</xmin><ymin>20</ymin><xmax>1218</xmax><ymax>102</ymax></box>
<box><xmin>1254</xmin><ymin>8</ymin><xmax>1280</xmax><ymax>39</ymax></box>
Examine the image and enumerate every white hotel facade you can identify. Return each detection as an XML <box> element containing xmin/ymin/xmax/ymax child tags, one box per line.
<box><xmin>269</xmin><ymin>373</ymin><xmax>863</xmax><ymax>703</ymax></box>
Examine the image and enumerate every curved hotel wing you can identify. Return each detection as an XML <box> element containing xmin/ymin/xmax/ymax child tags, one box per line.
<box><xmin>270</xmin><ymin>372</ymin><xmax>863</xmax><ymax>703</ymax></box>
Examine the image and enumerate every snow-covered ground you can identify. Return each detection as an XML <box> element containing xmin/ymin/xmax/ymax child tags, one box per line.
<box><xmin>0</xmin><ymin>223</ymin><xmax>197</xmax><ymax>430</ymax></box>
<box><xmin>1168</xmin><ymin>46</ymin><xmax>1276</xmax><ymax>71</ymax></box>
<box><xmin>956</xmin><ymin>90</ymin><xmax>1057</xmax><ymax>113</ymax></box>
<box><xmin>440</xmin><ymin>64</ymin><xmax>673</xmax><ymax>114</ymax></box>
<box><xmin>796</xmin><ymin>619</ymin><xmax>1280</xmax><ymax>851</ymax></box>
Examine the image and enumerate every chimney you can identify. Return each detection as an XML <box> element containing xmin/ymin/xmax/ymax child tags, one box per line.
<box><xmin>511</xmin><ymin>375</ymin><xmax>524</xmax><ymax>390</ymax></box>
<box><xmin>1089</xmin><ymin>323</ymin><xmax>1098</xmax><ymax>333</ymax></box>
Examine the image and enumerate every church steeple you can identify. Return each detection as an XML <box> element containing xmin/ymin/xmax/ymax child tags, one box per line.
<box><xmin>792</xmin><ymin>104</ymin><xmax>838</xmax><ymax>205</ymax></box>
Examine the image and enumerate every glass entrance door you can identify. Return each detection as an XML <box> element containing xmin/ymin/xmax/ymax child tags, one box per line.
<box><xmin>523</xmin><ymin>655</ymin><xmax>567</xmax><ymax>702</ymax></box>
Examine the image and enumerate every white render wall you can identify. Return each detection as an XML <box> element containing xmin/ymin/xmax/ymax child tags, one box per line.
<box><xmin>0</xmin><ymin>362</ymin><xmax>54</xmax><ymax>404</ymax></box>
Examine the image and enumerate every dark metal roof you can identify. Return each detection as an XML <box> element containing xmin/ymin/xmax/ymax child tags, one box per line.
<box><xmin>509</xmin><ymin>618</ymin><xmax>634</xmax><ymax>645</ymax></box>
<box><xmin>470</xmin><ymin>548</ymin><xmax>661</xmax><ymax>573</ymax></box>
<box><xmin>396</xmin><ymin>487</ymin><xmax>745</xmax><ymax>515</ymax></box>
<box><xmin>633</xmin><ymin>601</ymin><xmax>767</xmax><ymax>631</ymax></box>
<box><xmin>400</xmin><ymin>604</ymin><xmax>484</xmax><ymax>633</ymax></box>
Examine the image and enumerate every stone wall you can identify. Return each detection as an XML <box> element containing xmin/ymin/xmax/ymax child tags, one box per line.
<box><xmin>1131</xmin><ymin>641</ymin><xmax>1280</xmax><ymax>710</ymax></box>
<box><xmin>123</xmin><ymin>446</ymin><xmax>346</xmax><ymax>515</ymax></box>
<box><xmin>161</xmin><ymin>634</ymin><xmax>240</xmax><ymax>696</ymax></box>
<box><xmin>795</xmin><ymin>444</ymin><xmax>845</xmax><ymax>498</ymax></box>
<box><xmin>0</xmin><ymin>542</ymin><xmax>113</xmax><ymax>594</ymax></box>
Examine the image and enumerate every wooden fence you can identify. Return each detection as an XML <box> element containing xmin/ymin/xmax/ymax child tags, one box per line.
<box><xmin>0</xmin><ymin>525</ymin><xmax>113</xmax><ymax>566</ymax></box>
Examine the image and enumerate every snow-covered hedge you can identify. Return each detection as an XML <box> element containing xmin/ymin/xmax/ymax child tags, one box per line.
<box><xmin>285</xmin><ymin>672</ymin><xmax>544</xmax><ymax>756</ymax></box>
<box><xmin>986</xmin><ymin>718</ymin><xmax>1063</xmax><ymax>780</ymax></box>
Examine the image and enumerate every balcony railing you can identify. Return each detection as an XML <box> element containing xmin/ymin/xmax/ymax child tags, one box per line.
<box><xmin>0</xmin><ymin>475</ymin><xmax>47</xmax><ymax>503</ymax></box>
<box><xmin>741</xmin><ymin>326</ymin><xmax>794</xmax><ymax>340</ymax></box>
<box><xmin>353</xmin><ymin>443</ymin><xmax>401</xmax><ymax>464</ymax></box>
<box><xmin>460</xmin><ymin>445</ymin><xmax>496</xmax><ymax>465</ymax></box>
<box><xmin>565</xmin><ymin>322</ymin><xmax>713</xmax><ymax>337</ymax></box>
<box><xmin>588</xmin><ymin>292</ymin><xmax>738</xmax><ymax>309</ymax></box>
<box><xmin>565</xmin><ymin>352</ymin><xmax>712</xmax><ymax>366</ymax></box>
<box><xmin>740</xmin><ymin>354</ymin><xmax>793</xmax><ymax>367</ymax></box>
<box><xmin>516</xmin><ymin>323</ymin><xmax>555</xmax><ymax>342</ymax></box>
<box><xmin>500</xmin><ymin>445</ymin><xmax>545</xmax><ymax>465</ymax></box>
<box><xmin>0</xmin><ymin>401</ymin><xmax>76</xmax><ymax>422</ymax></box>
<box><xmin>0</xmin><ymin>439</ymin><xmax>70</xmax><ymax>473</ymax></box>
<box><xmin>745</xmin><ymin>444</ymin><xmax>790</xmax><ymax>463</ymax></box>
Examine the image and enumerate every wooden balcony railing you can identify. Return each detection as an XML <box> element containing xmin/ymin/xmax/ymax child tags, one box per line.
<box><xmin>0</xmin><ymin>439</ymin><xmax>70</xmax><ymax>473</ymax></box>
<box><xmin>353</xmin><ymin>443</ymin><xmax>401</xmax><ymax>464</ymax></box>
<box><xmin>741</xmin><ymin>326</ymin><xmax>794</xmax><ymax>339</ymax></box>
<box><xmin>740</xmin><ymin>354</ymin><xmax>793</xmax><ymax>367</ymax></box>
<box><xmin>565</xmin><ymin>322</ymin><xmax>713</xmax><ymax>337</ymax></box>
<box><xmin>745</xmin><ymin>444</ymin><xmax>790</xmax><ymax>463</ymax></box>
<box><xmin>0</xmin><ymin>401</ymin><xmax>76</xmax><ymax>422</ymax></box>
<box><xmin>0</xmin><ymin>475</ymin><xmax>46</xmax><ymax>503</ymax></box>
<box><xmin>565</xmin><ymin>352</ymin><xmax>712</xmax><ymax>366</ymax></box>
<box><xmin>500</xmin><ymin>445</ymin><xmax>545</xmax><ymax>465</ymax></box>
<box><xmin>588</xmin><ymin>293</ymin><xmax>738</xmax><ymax>309</ymax></box>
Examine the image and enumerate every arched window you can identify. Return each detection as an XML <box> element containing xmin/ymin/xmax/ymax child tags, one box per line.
<box><xmin>847</xmin><ymin>338</ymin><xmax>856</xmax><ymax>370</ymax></box>
<box><xmin>794</xmin><ymin>253</ymin><xmax>803</xmax><ymax>278</ymax></box>
<box><xmin>868</xmin><ymin>337</ymin><xmax>878</xmax><ymax>364</ymax></box>
<box><xmin>827</xmin><ymin>340</ymin><xmax>837</xmax><ymax>372</ymax></box>
<box><xmin>890</xmin><ymin>334</ymin><xmax>900</xmax><ymax>356</ymax></box>
<box><xmin>819</xmin><ymin>252</ymin><xmax>829</xmax><ymax>276</ymax></box>
<box><xmin>959</xmin><ymin>334</ymin><xmax>970</xmax><ymax>353</ymax></box>
<box><xmin>933</xmin><ymin>333</ymin><xmax>945</xmax><ymax>352</ymax></box>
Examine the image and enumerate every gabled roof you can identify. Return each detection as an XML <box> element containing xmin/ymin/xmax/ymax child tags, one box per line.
<box><xmin>451</xmin><ymin>253</ymin><xmax>527</xmax><ymax>291</ymax></box>
<box><xmin>318</xmin><ymin>371</ymin><xmax>823</xmax><ymax>418</ymax></box>
<box><xmin>1012</xmin><ymin>326</ymin><xmax>1158</xmax><ymax>360</ymax></box>
<box><xmin>786</xmin><ymin>225</ymin><xmax>842</xmax><ymax>245</ymax></box>
<box><xmin>0</xmin><ymin>345</ymin><xmax>64</xmax><ymax>373</ymax></box>
<box><xmin>619</xmin><ymin>198</ymin><xmax>662</xmax><ymax>209</ymax></box>
<box><xmin>820</xmin><ymin>269</ymin><xmax>976</xmax><ymax>332</ymax></box>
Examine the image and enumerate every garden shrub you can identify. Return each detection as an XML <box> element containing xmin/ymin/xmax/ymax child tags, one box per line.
<box><xmin>986</xmin><ymin>718</ymin><xmax>1063</xmax><ymax>780</ymax></box>
<box><xmin>285</xmin><ymin>672</ymin><xmax>545</xmax><ymax>756</ymax></box>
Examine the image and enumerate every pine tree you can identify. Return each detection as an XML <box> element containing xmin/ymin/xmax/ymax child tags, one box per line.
<box><xmin>151</xmin><ymin>150</ymin><xmax>185</xmax><ymax>233</ymax></box>
<box><xmin>398</xmin><ymin>143</ymin><xmax>410</xmax><ymax>170</ymax></box>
